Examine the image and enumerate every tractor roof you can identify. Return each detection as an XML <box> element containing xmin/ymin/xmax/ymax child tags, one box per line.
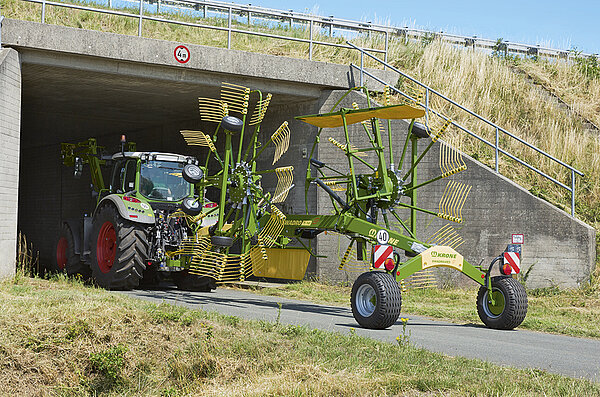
<box><xmin>112</xmin><ymin>152</ymin><xmax>197</xmax><ymax>164</ymax></box>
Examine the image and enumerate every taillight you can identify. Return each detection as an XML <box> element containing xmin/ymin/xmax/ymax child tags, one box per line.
<box><xmin>384</xmin><ymin>257</ymin><xmax>395</xmax><ymax>271</ymax></box>
<box><xmin>123</xmin><ymin>196</ymin><xmax>141</xmax><ymax>203</ymax></box>
<box><xmin>500</xmin><ymin>263</ymin><xmax>512</xmax><ymax>275</ymax></box>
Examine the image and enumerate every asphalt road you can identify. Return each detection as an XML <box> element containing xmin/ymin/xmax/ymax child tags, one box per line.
<box><xmin>122</xmin><ymin>286</ymin><xmax>600</xmax><ymax>382</ymax></box>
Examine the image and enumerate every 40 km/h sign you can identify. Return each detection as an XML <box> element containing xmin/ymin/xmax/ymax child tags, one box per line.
<box><xmin>174</xmin><ymin>45</ymin><xmax>190</xmax><ymax>64</ymax></box>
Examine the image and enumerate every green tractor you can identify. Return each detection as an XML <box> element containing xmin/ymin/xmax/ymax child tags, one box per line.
<box><xmin>56</xmin><ymin>137</ymin><xmax>218</xmax><ymax>290</ymax></box>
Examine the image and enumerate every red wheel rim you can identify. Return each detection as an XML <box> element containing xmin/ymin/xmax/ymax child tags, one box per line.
<box><xmin>97</xmin><ymin>221</ymin><xmax>117</xmax><ymax>273</ymax></box>
<box><xmin>56</xmin><ymin>237</ymin><xmax>67</xmax><ymax>270</ymax></box>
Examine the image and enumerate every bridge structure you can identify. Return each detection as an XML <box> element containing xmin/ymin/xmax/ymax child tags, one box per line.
<box><xmin>0</xmin><ymin>18</ymin><xmax>595</xmax><ymax>288</ymax></box>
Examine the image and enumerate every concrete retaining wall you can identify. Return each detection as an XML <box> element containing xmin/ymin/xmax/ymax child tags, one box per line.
<box><xmin>0</xmin><ymin>48</ymin><xmax>21</xmax><ymax>280</ymax></box>
<box><xmin>313</xmin><ymin>90</ymin><xmax>596</xmax><ymax>289</ymax></box>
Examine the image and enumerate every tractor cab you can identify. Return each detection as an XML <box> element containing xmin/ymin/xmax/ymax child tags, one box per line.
<box><xmin>109</xmin><ymin>152</ymin><xmax>198</xmax><ymax>206</ymax></box>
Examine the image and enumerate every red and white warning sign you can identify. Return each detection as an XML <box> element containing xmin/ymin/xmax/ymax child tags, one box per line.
<box><xmin>174</xmin><ymin>45</ymin><xmax>190</xmax><ymax>64</ymax></box>
<box><xmin>373</xmin><ymin>244</ymin><xmax>394</xmax><ymax>269</ymax></box>
<box><xmin>503</xmin><ymin>251</ymin><xmax>521</xmax><ymax>274</ymax></box>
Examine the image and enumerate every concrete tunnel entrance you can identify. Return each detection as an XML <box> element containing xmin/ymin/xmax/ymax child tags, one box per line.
<box><xmin>17</xmin><ymin>56</ymin><xmax>321</xmax><ymax>271</ymax></box>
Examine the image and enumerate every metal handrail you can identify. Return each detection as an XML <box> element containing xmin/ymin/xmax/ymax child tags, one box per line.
<box><xmin>25</xmin><ymin>0</ymin><xmax>386</xmax><ymax>60</ymax></box>
<box><xmin>347</xmin><ymin>41</ymin><xmax>583</xmax><ymax>216</ymax></box>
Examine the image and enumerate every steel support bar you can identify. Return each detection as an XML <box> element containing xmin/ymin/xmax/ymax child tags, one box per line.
<box><xmin>309</xmin><ymin>19</ymin><xmax>313</xmax><ymax>60</ymax></box>
<box><xmin>495</xmin><ymin>127</ymin><xmax>499</xmax><ymax>173</ymax></box>
<box><xmin>0</xmin><ymin>15</ymin><xmax>4</xmax><ymax>49</ymax></box>
<box><xmin>227</xmin><ymin>7</ymin><xmax>232</xmax><ymax>49</ymax></box>
<box><xmin>138</xmin><ymin>0</ymin><xmax>143</xmax><ymax>37</ymax></box>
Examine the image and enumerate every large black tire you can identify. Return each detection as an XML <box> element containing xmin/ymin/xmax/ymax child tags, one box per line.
<box><xmin>172</xmin><ymin>271</ymin><xmax>216</xmax><ymax>292</ymax></box>
<box><xmin>55</xmin><ymin>224</ymin><xmax>91</xmax><ymax>279</ymax></box>
<box><xmin>90</xmin><ymin>205</ymin><xmax>148</xmax><ymax>290</ymax></box>
<box><xmin>477</xmin><ymin>276</ymin><xmax>528</xmax><ymax>330</ymax></box>
<box><xmin>351</xmin><ymin>271</ymin><xmax>402</xmax><ymax>329</ymax></box>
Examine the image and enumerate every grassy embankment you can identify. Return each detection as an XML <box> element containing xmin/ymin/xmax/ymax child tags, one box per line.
<box><xmin>2</xmin><ymin>275</ymin><xmax>600</xmax><ymax>396</ymax></box>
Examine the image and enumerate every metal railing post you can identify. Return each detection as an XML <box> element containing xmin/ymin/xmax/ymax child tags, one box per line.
<box><xmin>227</xmin><ymin>7</ymin><xmax>232</xmax><ymax>49</ymax></box>
<box><xmin>495</xmin><ymin>127</ymin><xmax>499</xmax><ymax>173</ymax></box>
<box><xmin>108</xmin><ymin>0</ymin><xmax>112</xmax><ymax>8</ymax></box>
<box><xmin>203</xmin><ymin>4</ymin><xmax>207</xmax><ymax>18</ymax></box>
<box><xmin>359</xmin><ymin>50</ymin><xmax>364</xmax><ymax>87</ymax></box>
<box><xmin>41</xmin><ymin>0</ymin><xmax>46</xmax><ymax>23</ymax></box>
<box><xmin>156</xmin><ymin>0</ymin><xmax>160</xmax><ymax>14</ymax></box>
<box><xmin>309</xmin><ymin>19</ymin><xmax>313</xmax><ymax>60</ymax></box>
<box><xmin>138</xmin><ymin>0</ymin><xmax>143</xmax><ymax>37</ymax></box>
<box><xmin>384</xmin><ymin>31</ymin><xmax>388</xmax><ymax>70</ymax></box>
<box><xmin>247</xmin><ymin>10</ymin><xmax>251</xmax><ymax>26</ymax></box>
<box><xmin>424</xmin><ymin>88</ymin><xmax>429</xmax><ymax>125</ymax></box>
<box><xmin>0</xmin><ymin>15</ymin><xmax>4</xmax><ymax>49</ymax></box>
<box><xmin>571</xmin><ymin>170</ymin><xmax>576</xmax><ymax>216</ymax></box>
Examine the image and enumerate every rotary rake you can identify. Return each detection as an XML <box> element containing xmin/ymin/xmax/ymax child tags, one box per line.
<box><xmin>176</xmin><ymin>83</ymin><xmax>528</xmax><ymax>331</ymax></box>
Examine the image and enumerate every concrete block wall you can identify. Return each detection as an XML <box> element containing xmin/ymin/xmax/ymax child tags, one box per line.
<box><xmin>0</xmin><ymin>48</ymin><xmax>21</xmax><ymax>280</ymax></box>
<box><xmin>313</xmin><ymin>90</ymin><xmax>596</xmax><ymax>289</ymax></box>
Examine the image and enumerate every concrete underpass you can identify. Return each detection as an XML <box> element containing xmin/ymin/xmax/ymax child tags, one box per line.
<box><xmin>0</xmin><ymin>18</ymin><xmax>596</xmax><ymax>288</ymax></box>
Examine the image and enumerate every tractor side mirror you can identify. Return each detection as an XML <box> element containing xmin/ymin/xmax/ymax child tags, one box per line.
<box><xmin>74</xmin><ymin>157</ymin><xmax>83</xmax><ymax>179</ymax></box>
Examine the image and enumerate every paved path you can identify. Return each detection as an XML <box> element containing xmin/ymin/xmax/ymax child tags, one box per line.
<box><xmin>123</xmin><ymin>286</ymin><xmax>600</xmax><ymax>381</ymax></box>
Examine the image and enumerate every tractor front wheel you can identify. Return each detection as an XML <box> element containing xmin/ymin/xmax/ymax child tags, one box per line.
<box><xmin>477</xmin><ymin>276</ymin><xmax>528</xmax><ymax>330</ymax></box>
<box><xmin>351</xmin><ymin>271</ymin><xmax>402</xmax><ymax>329</ymax></box>
<box><xmin>55</xmin><ymin>224</ymin><xmax>91</xmax><ymax>279</ymax></box>
<box><xmin>91</xmin><ymin>205</ymin><xmax>148</xmax><ymax>290</ymax></box>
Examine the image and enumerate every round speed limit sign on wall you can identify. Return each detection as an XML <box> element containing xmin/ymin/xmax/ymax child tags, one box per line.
<box><xmin>174</xmin><ymin>45</ymin><xmax>190</xmax><ymax>64</ymax></box>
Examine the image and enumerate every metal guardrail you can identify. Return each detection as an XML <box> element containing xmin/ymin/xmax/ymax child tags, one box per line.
<box><xmin>26</xmin><ymin>0</ymin><xmax>386</xmax><ymax>61</ymax></box>
<box><xmin>95</xmin><ymin>0</ymin><xmax>597</xmax><ymax>61</ymax></box>
<box><xmin>348</xmin><ymin>41</ymin><xmax>584</xmax><ymax>216</ymax></box>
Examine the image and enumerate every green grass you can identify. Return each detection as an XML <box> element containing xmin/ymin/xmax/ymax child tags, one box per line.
<box><xmin>2</xmin><ymin>275</ymin><xmax>600</xmax><ymax>396</ymax></box>
<box><xmin>237</xmin><ymin>280</ymin><xmax>600</xmax><ymax>339</ymax></box>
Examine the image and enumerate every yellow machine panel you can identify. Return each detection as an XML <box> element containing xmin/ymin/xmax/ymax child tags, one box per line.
<box><xmin>253</xmin><ymin>248</ymin><xmax>311</xmax><ymax>280</ymax></box>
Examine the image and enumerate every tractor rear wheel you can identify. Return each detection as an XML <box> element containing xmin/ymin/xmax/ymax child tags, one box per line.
<box><xmin>91</xmin><ymin>205</ymin><xmax>148</xmax><ymax>290</ymax></box>
<box><xmin>351</xmin><ymin>271</ymin><xmax>402</xmax><ymax>329</ymax></box>
<box><xmin>55</xmin><ymin>224</ymin><xmax>91</xmax><ymax>279</ymax></box>
<box><xmin>477</xmin><ymin>276</ymin><xmax>528</xmax><ymax>330</ymax></box>
<box><xmin>173</xmin><ymin>271</ymin><xmax>216</xmax><ymax>292</ymax></box>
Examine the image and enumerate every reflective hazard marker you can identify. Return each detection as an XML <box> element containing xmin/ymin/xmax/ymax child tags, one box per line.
<box><xmin>503</xmin><ymin>251</ymin><xmax>521</xmax><ymax>274</ymax></box>
<box><xmin>373</xmin><ymin>244</ymin><xmax>394</xmax><ymax>269</ymax></box>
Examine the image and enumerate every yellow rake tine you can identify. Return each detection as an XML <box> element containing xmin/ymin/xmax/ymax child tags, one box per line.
<box><xmin>180</xmin><ymin>130</ymin><xmax>217</xmax><ymax>152</ymax></box>
<box><xmin>198</xmin><ymin>97</ymin><xmax>227</xmax><ymax>122</ymax></box>
<box><xmin>221</xmin><ymin>82</ymin><xmax>250</xmax><ymax>115</ymax></box>
<box><xmin>273</xmin><ymin>166</ymin><xmax>294</xmax><ymax>203</ymax></box>
<box><xmin>249</xmin><ymin>93</ymin><xmax>272</xmax><ymax>126</ymax></box>
<box><xmin>271</xmin><ymin>121</ymin><xmax>291</xmax><ymax>165</ymax></box>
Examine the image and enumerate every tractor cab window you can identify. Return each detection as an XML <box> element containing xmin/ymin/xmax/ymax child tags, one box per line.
<box><xmin>139</xmin><ymin>160</ymin><xmax>190</xmax><ymax>202</ymax></box>
<box><xmin>110</xmin><ymin>159</ymin><xmax>137</xmax><ymax>194</ymax></box>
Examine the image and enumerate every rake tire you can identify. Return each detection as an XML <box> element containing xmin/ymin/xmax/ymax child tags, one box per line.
<box><xmin>351</xmin><ymin>271</ymin><xmax>402</xmax><ymax>329</ymax></box>
<box><xmin>477</xmin><ymin>276</ymin><xmax>528</xmax><ymax>330</ymax></box>
<box><xmin>91</xmin><ymin>205</ymin><xmax>148</xmax><ymax>290</ymax></box>
<box><xmin>173</xmin><ymin>271</ymin><xmax>216</xmax><ymax>292</ymax></box>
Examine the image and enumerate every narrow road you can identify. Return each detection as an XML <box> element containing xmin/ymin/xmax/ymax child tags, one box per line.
<box><xmin>123</xmin><ymin>286</ymin><xmax>600</xmax><ymax>382</ymax></box>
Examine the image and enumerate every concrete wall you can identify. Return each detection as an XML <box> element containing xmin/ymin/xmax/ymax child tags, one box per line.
<box><xmin>313</xmin><ymin>90</ymin><xmax>596</xmax><ymax>289</ymax></box>
<box><xmin>0</xmin><ymin>48</ymin><xmax>21</xmax><ymax>280</ymax></box>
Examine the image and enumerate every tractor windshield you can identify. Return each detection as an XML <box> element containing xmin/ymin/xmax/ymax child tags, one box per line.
<box><xmin>139</xmin><ymin>160</ymin><xmax>190</xmax><ymax>202</ymax></box>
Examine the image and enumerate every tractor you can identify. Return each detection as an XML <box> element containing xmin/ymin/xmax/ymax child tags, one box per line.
<box><xmin>56</xmin><ymin>137</ymin><xmax>219</xmax><ymax>291</ymax></box>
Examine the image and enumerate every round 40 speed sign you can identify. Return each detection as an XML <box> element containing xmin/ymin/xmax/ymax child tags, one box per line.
<box><xmin>174</xmin><ymin>45</ymin><xmax>190</xmax><ymax>64</ymax></box>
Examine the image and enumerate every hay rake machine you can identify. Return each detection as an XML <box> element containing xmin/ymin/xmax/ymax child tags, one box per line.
<box><xmin>178</xmin><ymin>83</ymin><xmax>528</xmax><ymax>330</ymax></box>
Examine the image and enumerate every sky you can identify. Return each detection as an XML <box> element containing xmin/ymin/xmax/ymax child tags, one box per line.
<box><xmin>251</xmin><ymin>0</ymin><xmax>600</xmax><ymax>55</ymax></box>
